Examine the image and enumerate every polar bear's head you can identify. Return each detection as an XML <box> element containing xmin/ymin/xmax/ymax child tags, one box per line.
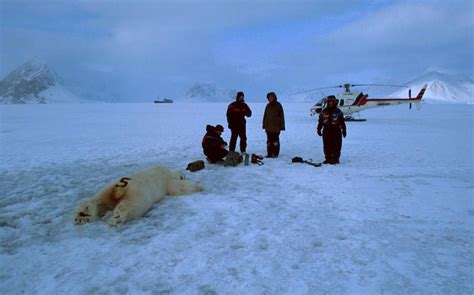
<box><xmin>173</xmin><ymin>171</ymin><xmax>186</xmax><ymax>181</ymax></box>
<box><xmin>166</xmin><ymin>170</ymin><xmax>203</xmax><ymax>195</ymax></box>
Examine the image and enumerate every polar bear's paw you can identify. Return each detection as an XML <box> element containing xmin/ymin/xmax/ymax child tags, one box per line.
<box><xmin>195</xmin><ymin>183</ymin><xmax>204</xmax><ymax>192</ymax></box>
<box><xmin>74</xmin><ymin>202</ymin><xmax>98</xmax><ymax>225</ymax></box>
<box><xmin>107</xmin><ymin>203</ymin><xmax>129</xmax><ymax>226</ymax></box>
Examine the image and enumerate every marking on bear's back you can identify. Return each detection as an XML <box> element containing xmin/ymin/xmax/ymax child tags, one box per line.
<box><xmin>115</xmin><ymin>177</ymin><xmax>131</xmax><ymax>188</ymax></box>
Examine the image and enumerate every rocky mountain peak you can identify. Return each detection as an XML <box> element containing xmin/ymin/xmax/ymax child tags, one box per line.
<box><xmin>0</xmin><ymin>59</ymin><xmax>76</xmax><ymax>104</ymax></box>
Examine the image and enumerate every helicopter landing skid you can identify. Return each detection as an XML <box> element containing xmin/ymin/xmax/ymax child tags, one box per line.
<box><xmin>345</xmin><ymin>116</ymin><xmax>367</xmax><ymax>122</ymax></box>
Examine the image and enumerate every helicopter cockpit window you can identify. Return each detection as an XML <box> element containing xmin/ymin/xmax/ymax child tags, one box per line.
<box><xmin>316</xmin><ymin>98</ymin><xmax>327</xmax><ymax>106</ymax></box>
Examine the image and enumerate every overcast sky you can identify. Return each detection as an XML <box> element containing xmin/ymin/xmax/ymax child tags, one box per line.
<box><xmin>1</xmin><ymin>0</ymin><xmax>473</xmax><ymax>101</ymax></box>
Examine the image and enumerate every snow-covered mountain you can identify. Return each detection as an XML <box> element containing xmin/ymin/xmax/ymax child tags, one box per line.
<box><xmin>390</xmin><ymin>71</ymin><xmax>473</xmax><ymax>104</ymax></box>
<box><xmin>0</xmin><ymin>59</ymin><xmax>83</xmax><ymax>104</ymax></box>
<box><xmin>185</xmin><ymin>82</ymin><xmax>236</xmax><ymax>102</ymax></box>
<box><xmin>284</xmin><ymin>71</ymin><xmax>473</xmax><ymax>104</ymax></box>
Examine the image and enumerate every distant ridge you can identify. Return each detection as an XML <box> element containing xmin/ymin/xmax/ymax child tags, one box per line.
<box><xmin>185</xmin><ymin>82</ymin><xmax>236</xmax><ymax>102</ymax></box>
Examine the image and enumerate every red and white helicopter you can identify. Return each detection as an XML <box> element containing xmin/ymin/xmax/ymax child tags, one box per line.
<box><xmin>306</xmin><ymin>83</ymin><xmax>427</xmax><ymax>121</ymax></box>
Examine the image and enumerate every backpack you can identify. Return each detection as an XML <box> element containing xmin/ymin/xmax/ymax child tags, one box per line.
<box><xmin>224</xmin><ymin>151</ymin><xmax>243</xmax><ymax>167</ymax></box>
<box><xmin>186</xmin><ymin>160</ymin><xmax>205</xmax><ymax>172</ymax></box>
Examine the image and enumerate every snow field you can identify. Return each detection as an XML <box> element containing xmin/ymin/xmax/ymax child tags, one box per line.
<box><xmin>0</xmin><ymin>103</ymin><xmax>473</xmax><ymax>294</ymax></box>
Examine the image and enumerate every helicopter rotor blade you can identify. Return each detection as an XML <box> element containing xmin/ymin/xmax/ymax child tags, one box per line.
<box><xmin>291</xmin><ymin>83</ymin><xmax>409</xmax><ymax>96</ymax></box>
<box><xmin>350</xmin><ymin>83</ymin><xmax>409</xmax><ymax>88</ymax></box>
<box><xmin>291</xmin><ymin>85</ymin><xmax>343</xmax><ymax>95</ymax></box>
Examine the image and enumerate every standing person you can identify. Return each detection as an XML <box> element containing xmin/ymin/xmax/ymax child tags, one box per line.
<box><xmin>226</xmin><ymin>91</ymin><xmax>252</xmax><ymax>154</ymax></box>
<box><xmin>202</xmin><ymin>124</ymin><xmax>228</xmax><ymax>163</ymax></box>
<box><xmin>262</xmin><ymin>92</ymin><xmax>285</xmax><ymax>158</ymax></box>
<box><xmin>317</xmin><ymin>95</ymin><xmax>347</xmax><ymax>164</ymax></box>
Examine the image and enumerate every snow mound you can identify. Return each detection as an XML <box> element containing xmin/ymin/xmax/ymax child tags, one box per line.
<box><xmin>38</xmin><ymin>85</ymin><xmax>85</xmax><ymax>104</ymax></box>
<box><xmin>282</xmin><ymin>91</ymin><xmax>325</xmax><ymax>103</ymax></box>
<box><xmin>390</xmin><ymin>71</ymin><xmax>473</xmax><ymax>104</ymax></box>
<box><xmin>0</xmin><ymin>59</ymin><xmax>84</xmax><ymax>104</ymax></box>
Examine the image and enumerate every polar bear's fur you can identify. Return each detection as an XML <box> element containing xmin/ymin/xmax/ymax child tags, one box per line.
<box><xmin>74</xmin><ymin>166</ymin><xmax>203</xmax><ymax>226</ymax></box>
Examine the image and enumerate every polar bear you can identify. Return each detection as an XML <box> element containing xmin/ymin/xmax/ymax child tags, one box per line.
<box><xmin>74</xmin><ymin>166</ymin><xmax>203</xmax><ymax>226</ymax></box>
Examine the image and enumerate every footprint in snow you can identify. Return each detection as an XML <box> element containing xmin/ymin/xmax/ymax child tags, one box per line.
<box><xmin>335</xmin><ymin>234</ymin><xmax>347</xmax><ymax>241</ymax></box>
<box><xmin>313</xmin><ymin>240</ymin><xmax>323</xmax><ymax>247</ymax></box>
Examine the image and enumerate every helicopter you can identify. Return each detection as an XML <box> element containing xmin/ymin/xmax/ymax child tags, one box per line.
<box><xmin>303</xmin><ymin>83</ymin><xmax>427</xmax><ymax>121</ymax></box>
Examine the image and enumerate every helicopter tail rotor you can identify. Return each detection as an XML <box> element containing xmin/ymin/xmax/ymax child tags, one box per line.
<box><xmin>409</xmin><ymin>89</ymin><xmax>412</xmax><ymax>109</ymax></box>
<box><xmin>409</xmin><ymin>84</ymin><xmax>427</xmax><ymax>110</ymax></box>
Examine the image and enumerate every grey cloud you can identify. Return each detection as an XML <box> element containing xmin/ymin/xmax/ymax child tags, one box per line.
<box><xmin>1</xmin><ymin>0</ymin><xmax>472</xmax><ymax>101</ymax></box>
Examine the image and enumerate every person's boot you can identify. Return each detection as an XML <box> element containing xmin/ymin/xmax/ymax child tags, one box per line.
<box><xmin>273</xmin><ymin>141</ymin><xmax>280</xmax><ymax>157</ymax></box>
<box><xmin>323</xmin><ymin>153</ymin><xmax>330</xmax><ymax>164</ymax></box>
<box><xmin>328</xmin><ymin>154</ymin><xmax>337</xmax><ymax>165</ymax></box>
<box><xmin>266</xmin><ymin>142</ymin><xmax>272</xmax><ymax>157</ymax></box>
<box><xmin>267</xmin><ymin>141</ymin><xmax>277</xmax><ymax>158</ymax></box>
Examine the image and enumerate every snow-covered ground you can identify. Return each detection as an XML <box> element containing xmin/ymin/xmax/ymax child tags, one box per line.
<box><xmin>0</xmin><ymin>102</ymin><xmax>473</xmax><ymax>294</ymax></box>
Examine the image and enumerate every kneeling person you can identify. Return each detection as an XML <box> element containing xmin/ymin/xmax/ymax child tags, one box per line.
<box><xmin>202</xmin><ymin>124</ymin><xmax>228</xmax><ymax>163</ymax></box>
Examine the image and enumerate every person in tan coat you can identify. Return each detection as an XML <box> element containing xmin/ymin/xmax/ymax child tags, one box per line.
<box><xmin>262</xmin><ymin>92</ymin><xmax>285</xmax><ymax>158</ymax></box>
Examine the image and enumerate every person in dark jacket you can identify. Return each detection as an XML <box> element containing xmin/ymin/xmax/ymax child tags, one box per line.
<box><xmin>226</xmin><ymin>91</ymin><xmax>252</xmax><ymax>153</ymax></box>
<box><xmin>317</xmin><ymin>95</ymin><xmax>347</xmax><ymax>164</ymax></box>
<box><xmin>262</xmin><ymin>92</ymin><xmax>285</xmax><ymax>158</ymax></box>
<box><xmin>202</xmin><ymin>124</ymin><xmax>228</xmax><ymax>163</ymax></box>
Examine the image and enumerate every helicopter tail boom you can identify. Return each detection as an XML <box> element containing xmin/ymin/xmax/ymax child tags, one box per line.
<box><xmin>415</xmin><ymin>84</ymin><xmax>428</xmax><ymax>100</ymax></box>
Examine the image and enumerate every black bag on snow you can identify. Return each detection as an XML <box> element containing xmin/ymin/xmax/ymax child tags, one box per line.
<box><xmin>292</xmin><ymin>156</ymin><xmax>321</xmax><ymax>167</ymax></box>
<box><xmin>251</xmin><ymin>154</ymin><xmax>264</xmax><ymax>166</ymax></box>
<box><xmin>292</xmin><ymin>157</ymin><xmax>304</xmax><ymax>163</ymax></box>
